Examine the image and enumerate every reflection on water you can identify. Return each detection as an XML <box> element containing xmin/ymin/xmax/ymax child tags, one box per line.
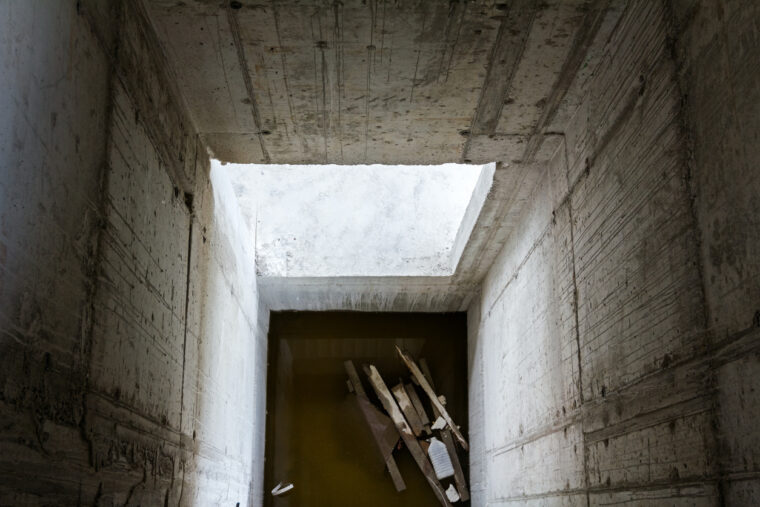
<box><xmin>265</xmin><ymin>312</ymin><xmax>468</xmax><ymax>507</ymax></box>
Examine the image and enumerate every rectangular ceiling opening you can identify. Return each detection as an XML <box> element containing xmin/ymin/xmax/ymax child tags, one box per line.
<box><xmin>216</xmin><ymin>161</ymin><xmax>495</xmax><ymax>277</ymax></box>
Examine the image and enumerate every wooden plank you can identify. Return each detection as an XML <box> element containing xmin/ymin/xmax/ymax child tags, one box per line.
<box><xmin>344</xmin><ymin>360</ymin><xmax>406</xmax><ymax>492</ymax></box>
<box><xmin>420</xmin><ymin>358</ymin><xmax>470</xmax><ymax>502</ymax></box>
<box><xmin>364</xmin><ymin>364</ymin><xmax>452</xmax><ymax>507</ymax></box>
<box><xmin>344</xmin><ymin>360</ymin><xmax>367</xmax><ymax>397</ymax></box>
<box><xmin>405</xmin><ymin>383</ymin><xmax>432</xmax><ymax>435</ymax></box>
<box><xmin>396</xmin><ymin>346</ymin><xmax>469</xmax><ymax>450</ymax></box>
<box><xmin>392</xmin><ymin>383</ymin><xmax>425</xmax><ymax>437</ymax></box>
<box><xmin>385</xmin><ymin>453</ymin><xmax>406</xmax><ymax>493</ymax></box>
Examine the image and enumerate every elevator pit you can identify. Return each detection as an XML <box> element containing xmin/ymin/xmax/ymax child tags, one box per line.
<box><xmin>264</xmin><ymin>312</ymin><xmax>469</xmax><ymax>507</ymax></box>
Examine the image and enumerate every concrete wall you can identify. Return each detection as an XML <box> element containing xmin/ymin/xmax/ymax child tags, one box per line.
<box><xmin>2</xmin><ymin>0</ymin><xmax>758</xmax><ymax>505</ymax></box>
<box><xmin>467</xmin><ymin>1</ymin><xmax>760</xmax><ymax>504</ymax></box>
<box><xmin>0</xmin><ymin>1</ymin><xmax>115</xmax><ymax>503</ymax></box>
<box><xmin>673</xmin><ymin>0</ymin><xmax>760</xmax><ymax>502</ymax></box>
<box><xmin>0</xmin><ymin>0</ymin><xmax>266</xmax><ymax>504</ymax></box>
<box><xmin>182</xmin><ymin>159</ymin><xmax>267</xmax><ymax>506</ymax></box>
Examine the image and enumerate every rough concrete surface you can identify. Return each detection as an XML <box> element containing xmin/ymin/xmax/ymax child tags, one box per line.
<box><xmin>468</xmin><ymin>1</ymin><xmax>760</xmax><ymax>505</ymax></box>
<box><xmin>224</xmin><ymin>162</ymin><xmax>485</xmax><ymax>277</ymax></box>
<box><xmin>143</xmin><ymin>0</ymin><xmax>602</xmax><ymax>168</ymax></box>
<box><xmin>1</xmin><ymin>0</ymin><xmax>114</xmax><ymax>503</ymax></box>
<box><xmin>2</xmin><ymin>0</ymin><xmax>266</xmax><ymax>504</ymax></box>
<box><xmin>1</xmin><ymin>0</ymin><xmax>759</xmax><ymax>506</ymax></box>
<box><xmin>673</xmin><ymin>0</ymin><xmax>760</xmax><ymax>501</ymax></box>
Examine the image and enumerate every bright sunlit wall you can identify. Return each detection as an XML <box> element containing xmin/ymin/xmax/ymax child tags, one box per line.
<box><xmin>218</xmin><ymin>162</ymin><xmax>495</xmax><ymax>278</ymax></box>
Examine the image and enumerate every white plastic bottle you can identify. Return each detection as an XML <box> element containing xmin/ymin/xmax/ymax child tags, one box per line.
<box><xmin>428</xmin><ymin>436</ymin><xmax>455</xmax><ymax>480</ymax></box>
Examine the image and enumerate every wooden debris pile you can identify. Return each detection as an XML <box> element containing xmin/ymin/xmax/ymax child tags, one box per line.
<box><xmin>344</xmin><ymin>346</ymin><xmax>469</xmax><ymax>506</ymax></box>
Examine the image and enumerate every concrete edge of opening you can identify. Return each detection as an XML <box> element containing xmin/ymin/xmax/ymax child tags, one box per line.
<box><xmin>449</xmin><ymin>162</ymin><xmax>496</xmax><ymax>272</ymax></box>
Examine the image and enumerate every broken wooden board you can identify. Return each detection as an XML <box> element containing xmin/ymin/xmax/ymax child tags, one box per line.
<box><xmin>364</xmin><ymin>364</ymin><xmax>452</xmax><ymax>507</ymax></box>
<box><xmin>420</xmin><ymin>358</ymin><xmax>470</xmax><ymax>502</ymax></box>
<box><xmin>355</xmin><ymin>396</ymin><xmax>406</xmax><ymax>492</ymax></box>
<box><xmin>392</xmin><ymin>383</ymin><xmax>425</xmax><ymax>437</ymax></box>
<box><xmin>396</xmin><ymin>346</ymin><xmax>469</xmax><ymax>450</ymax></box>
<box><xmin>345</xmin><ymin>360</ymin><xmax>368</xmax><ymax>397</ymax></box>
<box><xmin>344</xmin><ymin>360</ymin><xmax>406</xmax><ymax>492</ymax></box>
<box><xmin>405</xmin><ymin>383</ymin><xmax>432</xmax><ymax>435</ymax></box>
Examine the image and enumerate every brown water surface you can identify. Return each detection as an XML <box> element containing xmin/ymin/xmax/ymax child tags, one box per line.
<box><xmin>265</xmin><ymin>312</ymin><xmax>468</xmax><ymax>507</ymax></box>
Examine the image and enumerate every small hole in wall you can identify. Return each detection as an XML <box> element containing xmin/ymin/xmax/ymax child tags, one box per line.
<box><xmin>184</xmin><ymin>192</ymin><xmax>194</xmax><ymax>211</ymax></box>
<box><xmin>230</xmin><ymin>0</ymin><xmax>242</xmax><ymax>9</ymax></box>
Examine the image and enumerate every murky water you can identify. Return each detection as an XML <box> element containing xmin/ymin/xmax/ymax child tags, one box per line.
<box><xmin>265</xmin><ymin>312</ymin><xmax>469</xmax><ymax>507</ymax></box>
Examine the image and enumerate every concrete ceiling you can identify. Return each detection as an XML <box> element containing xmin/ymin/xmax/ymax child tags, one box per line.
<box><xmin>145</xmin><ymin>0</ymin><xmax>612</xmax><ymax>165</ymax></box>
<box><xmin>144</xmin><ymin>0</ymin><xmax>624</xmax><ymax>310</ymax></box>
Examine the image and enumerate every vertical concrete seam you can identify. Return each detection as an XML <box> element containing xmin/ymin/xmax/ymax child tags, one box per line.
<box><xmin>177</xmin><ymin>135</ymin><xmax>199</xmax><ymax>502</ymax></box>
<box><xmin>177</xmin><ymin>219</ymin><xmax>193</xmax><ymax>492</ymax></box>
<box><xmin>661</xmin><ymin>0</ymin><xmax>711</xmax><ymax>336</ymax></box>
<box><xmin>77</xmin><ymin>0</ymin><xmax>125</xmax><ymax>473</ymax></box>
<box><xmin>661</xmin><ymin>1</ymin><xmax>724</xmax><ymax>503</ymax></box>
<box><xmin>84</xmin><ymin>1</ymin><xmax>201</xmax><ymax>497</ymax></box>
<box><xmin>562</xmin><ymin>134</ymin><xmax>590</xmax><ymax>507</ymax></box>
<box><xmin>556</xmin><ymin>6</ymin><xmax>641</xmax><ymax>500</ymax></box>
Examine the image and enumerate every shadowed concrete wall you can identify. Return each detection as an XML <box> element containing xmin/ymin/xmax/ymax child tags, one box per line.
<box><xmin>0</xmin><ymin>0</ymin><xmax>265</xmax><ymax>504</ymax></box>
<box><xmin>468</xmin><ymin>1</ymin><xmax>760</xmax><ymax>505</ymax></box>
<box><xmin>0</xmin><ymin>1</ymin><xmax>115</xmax><ymax>502</ymax></box>
<box><xmin>674</xmin><ymin>0</ymin><xmax>760</xmax><ymax>502</ymax></box>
